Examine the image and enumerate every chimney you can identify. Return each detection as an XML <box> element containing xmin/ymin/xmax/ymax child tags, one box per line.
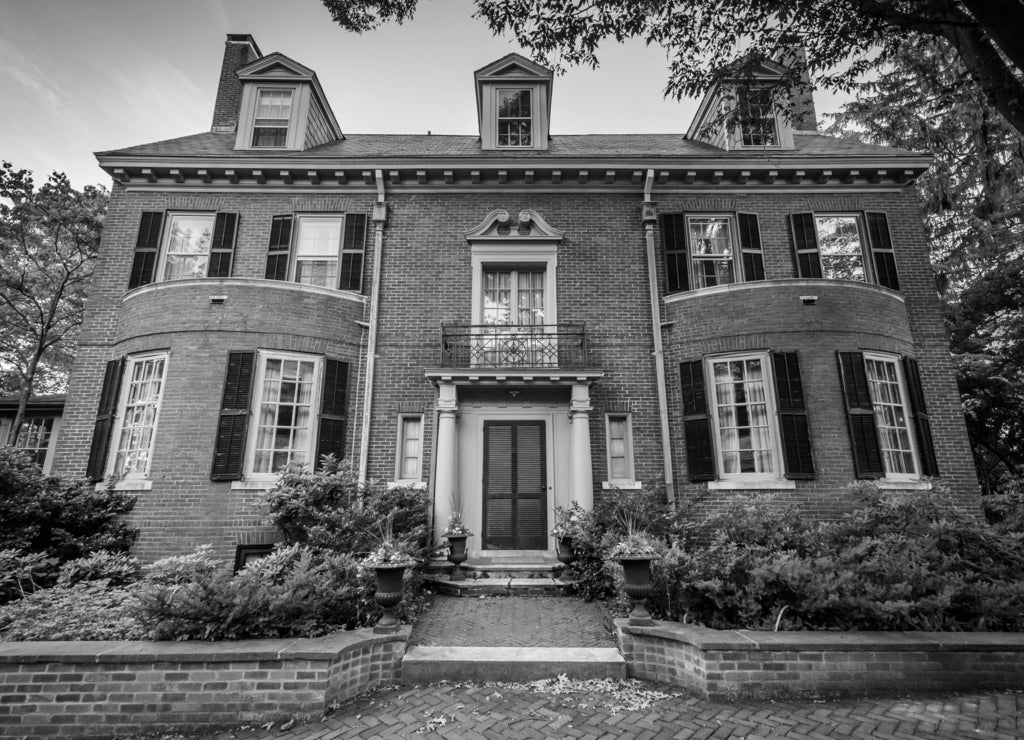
<box><xmin>780</xmin><ymin>45</ymin><xmax>818</xmax><ymax>132</ymax></box>
<box><xmin>211</xmin><ymin>34</ymin><xmax>262</xmax><ymax>134</ymax></box>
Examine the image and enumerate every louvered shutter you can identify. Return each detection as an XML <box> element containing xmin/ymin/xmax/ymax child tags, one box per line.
<box><xmin>772</xmin><ymin>352</ymin><xmax>815</xmax><ymax>479</ymax></box>
<box><xmin>661</xmin><ymin>214</ymin><xmax>690</xmax><ymax>293</ymax></box>
<box><xmin>211</xmin><ymin>352</ymin><xmax>255</xmax><ymax>481</ymax></box>
<box><xmin>86</xmin><ymin>358</ymin><xmax>125</xmax><ymax>481</ymax></box>
<box><xmin>865</xmin><ymin>212</ymin><xmax>900</xmax><ymax>291</ymax></box>
<box><xmin>902</xmin><ymin>356</ymin><xmax>939</xmax><ymax>476</ymax></box>
<box><xmin>483</xmin><ymin>421</ymin><xmax>547</xmax><ymax>550</ymax></box>
<box><xmin>339</xmin><ymin>214</ymin><xmax>367</xmax><ymax>292</ymax></box>
<box><xmin>207</xmin><ymin>212</ymin><xmax>239</xmax><ymax>278</ymax></box>
<box><xmin>738</xmin><ymin>213</ymin><xmax>765</xmax><ymax>281</ymax></box>
<box><xmin>837</xmin><ymin>352</ymin><xmax>885</xmax><ymax>478</ymax></box>
<box><xmin>264</xmin><ymin>215</ymin><xmax>293</xmax><ymax>280</ymax></box>
<box><xmin>790</xmin><ymin>213</ymin><xmax>822</xmax><ymax>278</ymax></box>
<box><xmin>316</xmin><ymin>359</ymin><xmax>349</xmax><ymax>467</ymax></box>
<box><xmin>680</xmin><ymin>360</ymin><xmax>715</xmax><ymax>481</ymax></box>
<box><xmin>128</xmin><ymin>212</ymin><xmax>163</xmax><ymax>289</ymax></box>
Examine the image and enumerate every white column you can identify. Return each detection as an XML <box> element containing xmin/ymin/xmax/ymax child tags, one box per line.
<box><xmin>569</xmin><ymin>382</ymin><xmax>594</xmax><ymax>510</ymax></box>
<box><xmin>432</xmin><ymin>382</ymin><xmax>458</xmax><ymax>544</ymax></box>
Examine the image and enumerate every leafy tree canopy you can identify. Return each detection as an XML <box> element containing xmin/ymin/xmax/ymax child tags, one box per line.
<box><xmin>322</xmin><ymin>0</ymin><xmax>1024</xmax><ymax>136</ymax></box>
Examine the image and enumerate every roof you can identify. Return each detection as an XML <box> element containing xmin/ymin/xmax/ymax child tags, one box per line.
<box><xmin>97</xmin><ymin>131</ymin><xmax>923</xmax><ymax>161</ymax></box>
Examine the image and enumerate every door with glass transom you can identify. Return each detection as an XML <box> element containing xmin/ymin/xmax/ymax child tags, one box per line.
<box><xmin>482</xmin><ymin>420</ymin><xmax>547</xmax><ymax>549</ymax></box>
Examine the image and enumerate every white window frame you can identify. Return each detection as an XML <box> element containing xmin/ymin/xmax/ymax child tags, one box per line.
<box><xmin>393</xmin><ymin>414</ymin><xmax>424</xmax><ymax>485</ymax></box>
<box><xmin>737</xmin><ymin>87</ymin><xmax>780</xmax><ymax>148</ymax></box>
<box><xmin>106</xmin><ymin>352</ymin><xmax>168</xmax><ymax>481</ymax></box>
<box><xmin>495</xmin><ymin>87</ymin><xmax>533</xmax><ymax>148</ymax></box>
<box><xmin>251</xmin><ymin>87</ymin><xmax>294</xmax><ymax>148</ymax></box>
<box><xmin>686</xmin><ymin>214</ymin><xmax>741</xmax><ymax>289</ymax></box>
<box><xmin>604</xmin><ymin>413</ymin><xmax>638</xmax><ymax>487</ymax></box>
<box><xmin>290</xmin><ymin>214</ymin><xmax>345</xmax><ymax>288</ymax></box>
<box><xmin>814</xmin><ymin>213</ymin><xmax>872</xmax><ymax>284</ymax></box>
<box><xmin>158</xmin><ymin>212</ymin><xmax>216</xmax><ymax>282</ymax></box>
<box><xmin>244</xmin><ymin>350</ymin><xmax>323</xmax><ymax>481</ymax></box>
<box><xmin>705</xmin><ymin>352</ymin><xmax>785</xmax><ymax>483</ymax></box>
<box><xmin>863</xmin><ymin>352</ymin><xmax>920</xmax><ymax>482</ymax></box>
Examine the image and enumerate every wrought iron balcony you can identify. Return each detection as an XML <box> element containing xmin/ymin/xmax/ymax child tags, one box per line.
<box><xmin>440</xmin><ymin>323</ymin><xmax>588</xmax><ymax>369</ymax></box>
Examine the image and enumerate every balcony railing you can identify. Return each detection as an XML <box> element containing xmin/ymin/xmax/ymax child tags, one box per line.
<box><xmin>440</xmin><ymin>323</ymin><xmax>588</xmax><ymax>369</ymax></box>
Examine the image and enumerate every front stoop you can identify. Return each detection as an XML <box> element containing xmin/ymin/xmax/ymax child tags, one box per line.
<box><xmin>401</xmin><ymin>646</ymin><xmax>626</xmax><ymax>683</ymax></box>
<box><xmin>425</xmin><ymin>575</ymin><xmax>574</xmax><ymax>596</ymax></box>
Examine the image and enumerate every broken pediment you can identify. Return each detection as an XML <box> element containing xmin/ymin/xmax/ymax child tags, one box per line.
<box><xmin>464</xmin><ymin>209</ymin><xmax>565</xmax><ymax>244</ymax></box>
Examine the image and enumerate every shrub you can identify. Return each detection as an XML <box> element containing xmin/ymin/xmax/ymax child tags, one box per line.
<box><xmin>0</xmin><ymin>581</ymin><xmax>145</xmax><ymax>641</ymax></box>
<box><xmin>0</xmin><ymin>549</ymin><xmax>60</xmax><ymax>603</ymax></box>
<box><xmin>264</xmin><ymin>457</ymin><xmax>430</xmax><ymax>557</ymax></box>
<box><xmin>58</xmin><ymin>551</ymin><xmax>140</xmax><ymax>588</ymax></box>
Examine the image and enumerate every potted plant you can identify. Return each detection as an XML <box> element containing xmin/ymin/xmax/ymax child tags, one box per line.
<box><xmin>607</xmin><ymin>522</ymin><xmax>661</xmax><ymax>627</ymax></box>
<box><xmin>550</xmin><ymin>503</ymin><xmax>585</xmax><ymax>565</ymax></box>
<box><xmin>441</xmin><ymin>509</ymin><xmax>472</xmax><ymax>581</ymax></box>
<box><xmin>363</xmin><ymin>513</ymin><xmax>417</xmax><ymax>633</ymax></box>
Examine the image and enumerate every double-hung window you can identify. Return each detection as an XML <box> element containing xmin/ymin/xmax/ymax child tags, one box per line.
<box><xmin>790</xmin><ymin>212</ymin><xmax>901</xmax><ymax>290</ymax></box>
<box><xmin>497</xmin><ymin>89</ymin><xmax>532</xmax><ymax>147</ymax></box>
<box><xmin>737</xmin><ymin>87</ymin><xmax>779</xmax><ymax>147</ymax></box>
<box><xmin>662</xmin><ymin>213</ymin><xmax>765</xmax><ymax>293</ymax></box>
<box><xmin>7</xmin><ymin>417</ymin><xmax>56</xmax><ymax>469</ymax></box>
<box><xmin>265</xmin><ymin>213</ymin><xmax>367</xmax><ymax>291</ymax></box>
<box><xmin>161</xmin><ymin>214</ymin><xmax>215</xmax><ymax>281</ymax></box>
<box><xmin>249</xmin><ymin>353</ymin><xmax>321</xmax><ymax>476</ymax></box>
<box><xmin>395</xmin><ymin>415</ymin><xmax>424</xmax><ymax>483</ymax></box>
<box><xmin>605</xmin><ymin>414</ymin><xmax>637</xmax><ymax>486</ymax></box>
<box><xmin>687</xmin><ymin>217</ymin><xmax>737</xmax><ymax>289</ymax></box>
<box><xmin>127</xmin><ymin>211</ymin><xmax>239</xmax><ymax>289</ymax></box>
<box><xmin>708</xmin><ymin>355</ymin><xmax>778</xmax><ymax>478</ymax></box>
<box><xmin>294</xmin><ymin>216</ymin><xmax>342</xmax><ymax>288</ymax></box>
<box><xmin>252</xmin><ymin>89</ymin><xmax>293</xmax><ymax>147</ymax></box>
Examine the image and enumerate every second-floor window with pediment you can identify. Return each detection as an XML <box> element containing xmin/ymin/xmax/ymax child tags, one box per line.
<box><xmin>497</xmin><ymin>90</ymin><xmax>532</xmax><ymax>147</ymax></box>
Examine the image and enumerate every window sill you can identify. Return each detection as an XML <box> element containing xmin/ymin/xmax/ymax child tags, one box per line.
<box><xmin>664</xmin><ymin>278</ymin><xmax>904</xmax><ymax>305</ymax></box>
<box><xmin>707</xmin><ymin>479</ymin><xmax>796</xmax><ymax>491</ymax></box>
<box><xmin>876</xmin><ymin>479</ymin><xmax>932</xmax><ymax>491</ymax></box>
<box><xmin>388</xmin><ymin>481</ymin><xmax>427</xmax><ymax>490</ymax></box>
<box><xmin>99</xmin><ymin>480</ymin><xmax>153</xmax><ymax>491</ymax></box>
<box><xmin>230</xmin><ymin>480</ymin><xmax>276</xmax><ymax>491</ymax></box>
<box><xmin>602</xmin><ymin>481</ymin><xmax>643</xmax><ymax>490</ymax></box>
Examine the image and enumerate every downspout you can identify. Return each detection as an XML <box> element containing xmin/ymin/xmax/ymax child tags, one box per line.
<box><xmin>358</xmin><ymin>169</ymin><xmax>387</xmax><ymax>483</ymax></box>
<box><xmin>643</xmin><ymin>169</ymin><xmax>676</xmax><ymax>505</ymax></box>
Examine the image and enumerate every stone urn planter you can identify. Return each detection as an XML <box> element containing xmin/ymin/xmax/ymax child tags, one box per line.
<box><xmin>372</xmin><ymin>565</ymin><xmax>408</xmax><ymax>634</ymax></box>
<box><xmin>617</xmin><ymin>556</ymin><xmax>656</xmax><ymax>626</ymax></box>
<box><xmin>445</xmin><ymin>534</ymin><xmax>469</xmax><ymax>581</ymax></box>
<box><xmin>555</xmin><ymin>536</ymin><xmax>576</xmax><ymax>565</ymax></box>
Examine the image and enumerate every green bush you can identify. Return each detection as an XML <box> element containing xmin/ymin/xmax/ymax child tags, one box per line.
<box><xmin>0</xmin><ymin>549</ymin><xmax>60</xmax><ymax>603</ymax></box>
<box><xmin>648</xmin><ymin>486</ymin><xmax>1024</xmax><ymax>631</ymax></box>
<box><xmin>57</xmin><ymin>551</ymin><xmax>140</xmax><ymax>588</ymax></box>
<box><xmin>0</xmin><ymin>581</ymin><xmax>145</xmax><ymax>641</ymax></box>
<box><xmin>264</xmin><ymin>456</ymin><xmax>430</xmax><ymax>557</ymax></box>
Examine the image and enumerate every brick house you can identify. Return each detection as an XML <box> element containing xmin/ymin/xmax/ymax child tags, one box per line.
<box><xmin>53</xmin><ymin>34</ymin><xmax>978</xmax><ymax>564</ymax></box>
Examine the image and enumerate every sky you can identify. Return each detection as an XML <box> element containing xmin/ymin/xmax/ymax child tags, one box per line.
<box><xmin>1</xmin><ymin>0</ymin><xmax>850</xmax><ymax>191</ymax></box>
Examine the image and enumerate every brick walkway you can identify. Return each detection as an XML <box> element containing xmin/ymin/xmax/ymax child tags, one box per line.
<box><xmin>409</xmin><ymin>595</ymin><xmax>614</xmax><ymax>648</ymax></box>
<box><xmin>184</xmin><ymin>681</ymin><xmax>1023</xmax><ymax>740</ymax></box>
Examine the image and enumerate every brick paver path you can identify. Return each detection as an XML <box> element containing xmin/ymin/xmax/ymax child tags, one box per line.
<box><xmin>183</xmin><ymin>680</ymin><xmax>1023</xmax><ymax>740</ymax></box>
<box><xmin>409</xmin><ymin>595</ymin><xmax>614</xmax><ymax>648</ymax></box>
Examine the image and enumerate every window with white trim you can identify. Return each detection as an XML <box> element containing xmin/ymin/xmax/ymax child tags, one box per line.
<box><xmin>8</xmin><ymin>417</ymin><xmax>56</xmax><ymax>469</ymax></box>
<box><xmin>863</xmin><ymin>353</ymin><xmax>918</xmax><ymax>479</ymax></box>
<box><xmin>605</xmin><ymin>414</ymin><xmax>635</xmax><ymax>484</ymax></box>
<box><xmin>815</xmin><ymin>215</ymin><xmax>867</xmax><ymax>282</ymax></box>
<box><xmin>160</xmin><ymin>213</ymin><xmax>215</xmax><ymax>281</ymax></box>
<box><xmin>252</xmin><ymin>88</ymin><xmax>293</xmax><ymax>147</ymax></box>
<box><xmin>707</xmin><ymin>353</ymin><xmax>782</xmax><ymax>480</ymax></box>
<box><xmin>247</xmin><ymin>352</ymin><xmax>322</xmax><ymax>477</ymax></box>
<box><xmin>395</xmin><ymin>415</ymin><xmax>423</xmax><ymax>482</ymax></box>
<box><xmin>687</xmin><ymin>216</ymin><xmax>737</xmax><ymax>289</ymax></box>
<box><xmin>294</xmin><ymin>216</ymin><xmax>343</xmax><ymax>288</ymax></box>
<box><xmin>737</xmin><ymin>87</ymin><xmax>779</xmax><ymax>147</ymax></box>
<box><xmin>108</xmin><ymin>353</ymin><xmax>167</xmax><ymax>479</ymax></box>
<box><xmin>497</xmin><ymin>89</ymin><xmax>532</xmax><ymax>147</ymax></box>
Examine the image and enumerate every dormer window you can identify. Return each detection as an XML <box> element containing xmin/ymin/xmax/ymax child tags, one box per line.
<box><xmin>737</xmin><ymin>88</ymin><xmax>778</xmax><ymax>147</ymax></box>
<box><xmin>497</xmin><ymin>89</ymin><xmax>532</xmax><ymax>147</ymax></box>
<box><xmin>252</xmin><ymin>89</ymin><xmax>293</xmax><ymax>147</ymax></box>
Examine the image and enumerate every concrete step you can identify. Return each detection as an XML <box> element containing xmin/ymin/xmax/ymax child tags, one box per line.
<box><xmin>401</xmin><ymin>646</ymin><xmax>626</xmax><ymax>683</ymax></box>
<box><xmin>425</xmin><ymin>575</ymin><xmax>574</xmax><ymax>596</ymax></box>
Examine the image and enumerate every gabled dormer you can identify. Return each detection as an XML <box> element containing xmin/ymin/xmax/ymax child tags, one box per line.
<box><xmin>475</xmin><ymin>53</ymin><xmax>553</xmax><ymax>151</ymax></box>
<box><xmin>231</xmin><ymin>49</ymin><xmax>343</xmax><ymax>151</ymax></box>
<box><xmin>687</xmin><ymin>54</ymin><xmax>817</xmax><ymax>152</ymax></box>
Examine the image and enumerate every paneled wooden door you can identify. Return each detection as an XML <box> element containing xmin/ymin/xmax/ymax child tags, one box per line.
<box><xmin>482</xmin><ymin>420</ymin><xmax>547</xmax><ymax>549</ymax></box>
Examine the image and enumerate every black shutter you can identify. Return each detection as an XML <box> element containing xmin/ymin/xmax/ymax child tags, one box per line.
<box><xmin>86</xmin><ymin>358</ymin><xmax>125</xmax><ymax>481</ymax></box>
<box><xmin>902</xmin><ymin>356</ymin><xmax>939</xmax><ymax>476</ymax></box>
<box><xmin>207</xmin><ymin>212</ymin><xmax>239</xmax><ymax>278</ymax></box>
<box><xmin>128</xmin><ymin>212</ymin><xmax>163</xmax><ymax>289</ymax></box>
<box><xmin>680</xmin><ymin>360</ymin><xmax>715</xmax><ymax>481</ymax></box>
<box><xmin>211</xmin><ymin>352</ymin><xmax>255</xmax><ymax>481</ymax></box>
<box><xmin>661</xmin><ymin>214</ymin><xmax>690</xmax><ymax>293</ymax></box>
<box><xmin>865</xmin><ymin>212</ymin><xmax>901</xmax><ymax>291</ymax></box>
<box><xmin>772</xmin><ymin>352</ymin><xmax>815</xmax><ymax>479</ymax></box>
<box><xmin>837</xmin><ymin>352</ymin><xmax>885</xmax><ymax>478</ymax></box>
<box><xmin>316</xmin><ymin>359</ymin><xmax>349</xmax><ymax>467</ymax></box>
<box><xmin>738</xmin><ymin>212</ymin><xmax>765</xmax><ymax>282</ymax></box>
<box><xmin>265</xmin><ymin>215</ymin><xmax>293</xmax><ymax>281</ymax></box>
<box><xmin>339</xmin><ymin>214</ymin><xmax>368</xmax><ymax>292</ymax></box>
<box><xmin>790</xmin><ymin>213</ymin><xmax>822</xmax><ymax>278</ymax></box>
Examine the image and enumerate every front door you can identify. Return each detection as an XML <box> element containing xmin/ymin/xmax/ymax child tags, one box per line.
<box><xmin>482</xmin><ymin>420</ymin><xmax>547</xmax><ymax>549</ymax></box>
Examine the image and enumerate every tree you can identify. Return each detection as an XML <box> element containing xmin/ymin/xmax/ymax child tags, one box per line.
<box><xmin>0</xmin><ymin>163</ymin><xmax>107</xmax><ymax>445</ymax></box>
<box><xmin>825</xmin><ymin>36</ymin><xmax>1024</xmax><ymax>490</ymax></box>
<box><xmin>322</xmin><ymin>0</ymin><xmax>1024</xmax><ymax>137</ymax></box>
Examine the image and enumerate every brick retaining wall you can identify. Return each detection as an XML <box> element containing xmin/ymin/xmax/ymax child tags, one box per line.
<box><xmin>0</xmin><ymin>627</ymin><xmax>409</xmax><ymax>738</ymax></box>
<box><xmin>617</xmin><ymin>620</ymin><xmax>1024</xmax><ymax>700</ymax></box>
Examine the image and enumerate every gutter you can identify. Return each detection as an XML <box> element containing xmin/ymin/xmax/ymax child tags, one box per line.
<box><xmin>358</xmin><ymin>169</ymin><xmax>387</xmax><ymax>483</ymax></box>
<box><xmin>643</xmin><ymin>168</ymin><xmax>676</xmax><ymax>506</ymax></box>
